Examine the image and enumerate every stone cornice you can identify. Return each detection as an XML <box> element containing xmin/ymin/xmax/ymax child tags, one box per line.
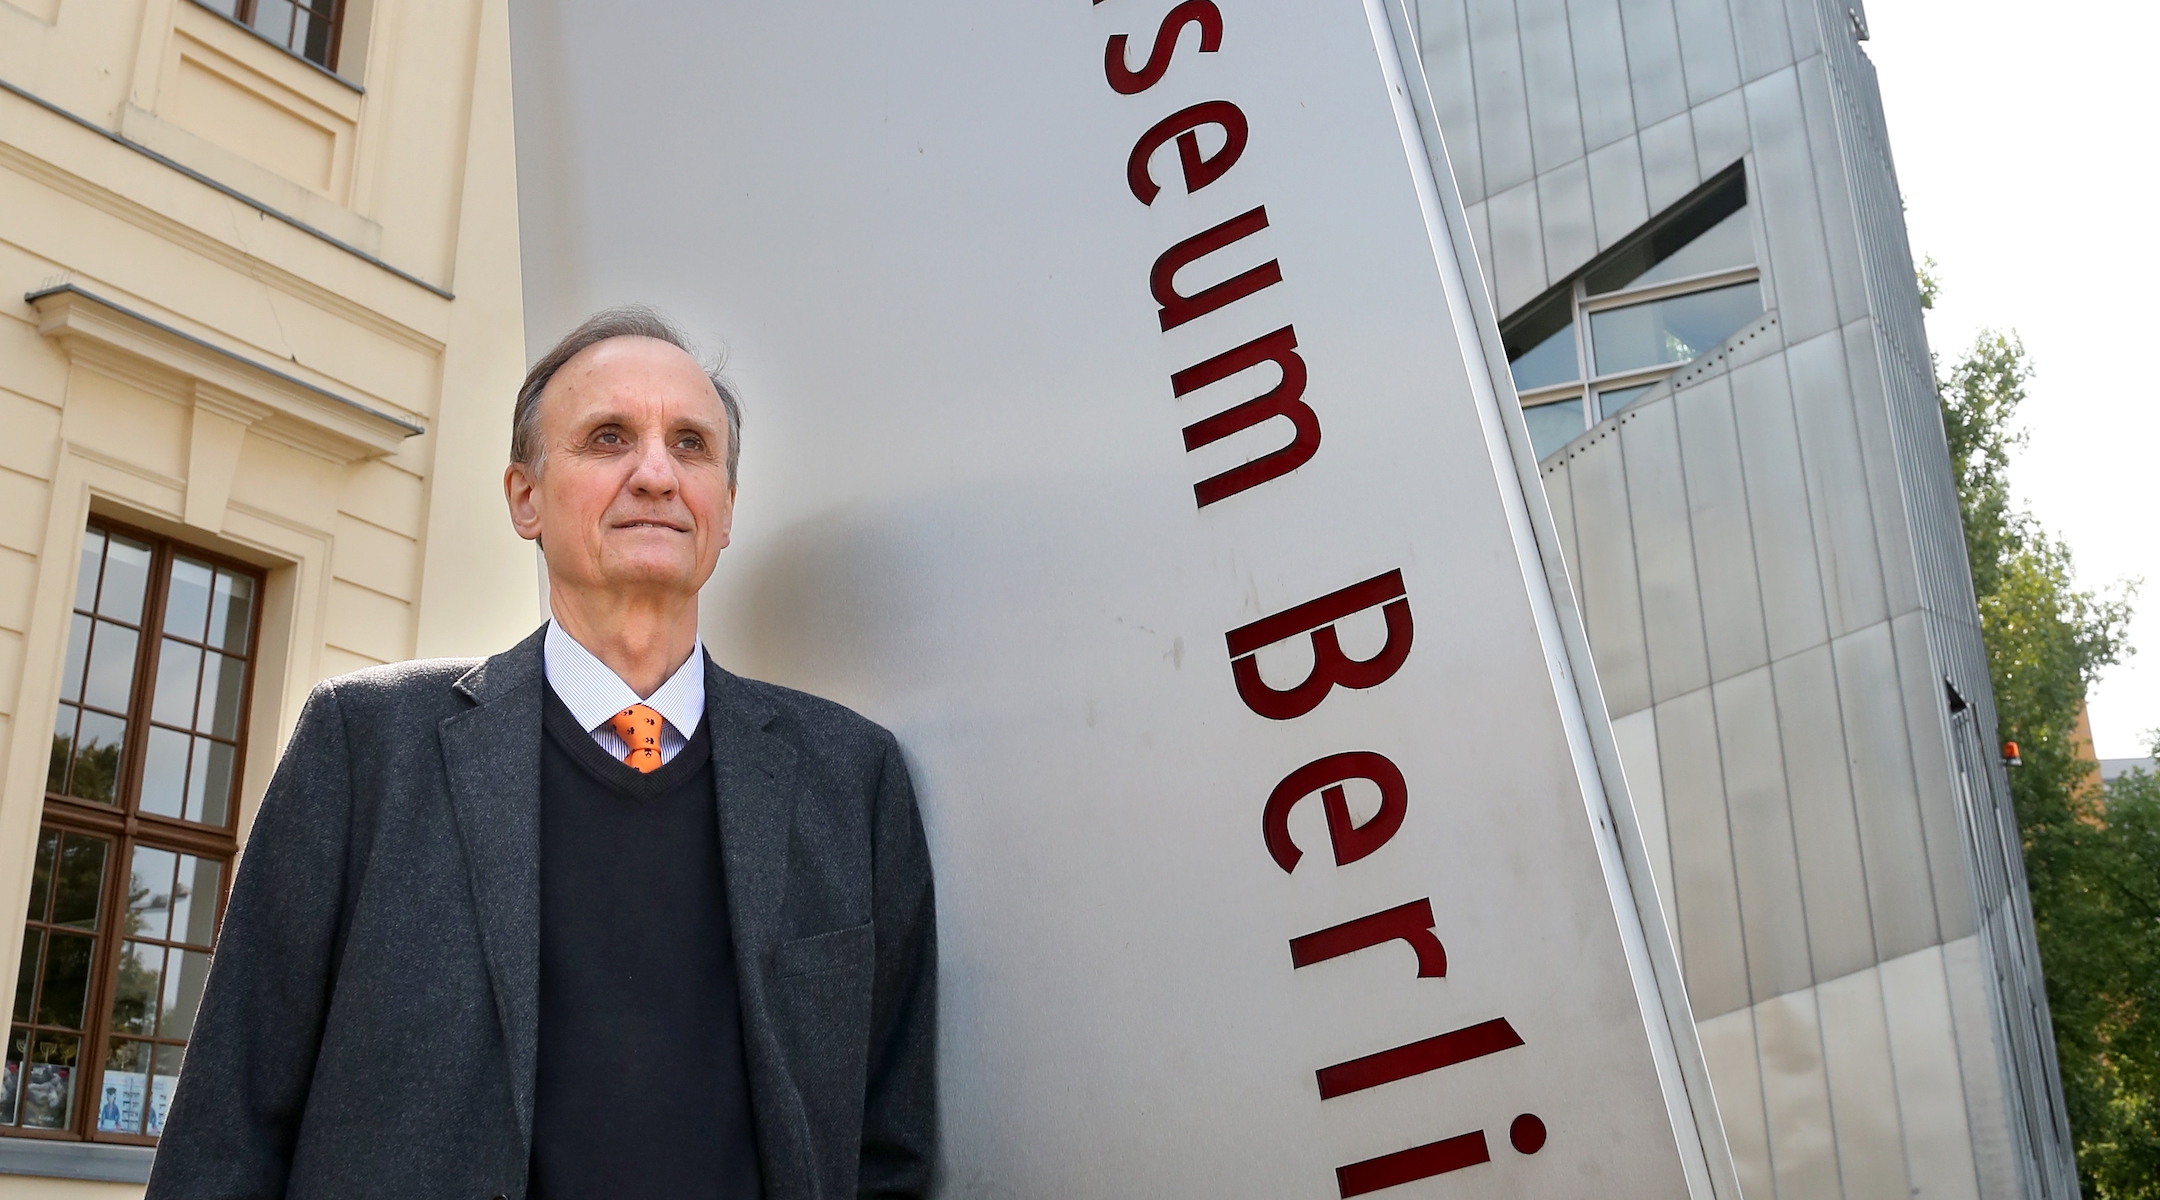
<box><xmin>27</xmin><ymin>283</ymin><xmax>423</xmax><ymax>464</ymax></box>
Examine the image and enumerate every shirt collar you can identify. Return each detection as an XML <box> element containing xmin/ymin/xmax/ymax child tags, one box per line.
<box><xmin>543</xmin><ymin>619</ymin><xmax>708</xmax><ymax>738</ymax></box>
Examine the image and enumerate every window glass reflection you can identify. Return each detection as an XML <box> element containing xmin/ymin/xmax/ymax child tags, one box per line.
<box><xmin>152</xmin><ymin>643</ymin><xmax>204</xmax><ymax>729</ymax></box>
<box><xmin>1508</xmin><ymin>322</ymin><xmax>1577</xmax><ymax>393</ymax></box>
<box><xmin>127</xmin><ymin>847</ymin><xmax>179</xmax><ymax>941</ymax></box>
<box><xmin>60</xmin><ymin>615</ymin><xmax>91</xmax><ymax>705</ymax></box>
<box><xmin>140</xmin><ymin>729</ymin><xmax>191</xmax><ymax>820</ymax></box>
<box><xmin>208</xmin><ymin>573</ymin><xmax>254</xmax><ymax>655</ymax></box>
<box><xmin>1598</xmin><ymin>383</ymin><xmax>1657</xmax><ymax>416</ymax></box>
<box><xmin>1584</xmin><ymin>171</ymin><xmax>1749</xmax><ymax>296</ymax></box>
<box><xmin>1609</xmin><ymin>207</ymin><xmax>1753</xmax><ymax>293</ymax></box>
<box><xmin>1590</xmin><ymin>282</ymin><xmax>1763</xmax><ymax>377</ymax></box>
<box><xmin>191</xmin><ymin>740</ymin><xmax>237</xmax><ymax>826</ymax></box>
<box><xmin>74</xmin><ymin>532</ymin><xmax>106</xmax><ymax>620</ymax></box>
<box><xmin>96</xmin><ymin>538</ymin><xmax>151</xmax><ymax>624</ymax></box>
<box><xmin>68</xmin><ymin>712</ymin><xmax>127</xmax><ymax>805</ymax></box>
<box><xmin>164</xmin><ymin>560</ymin><xmax>213</xmax><ymax>643</ymax></box>
<box><xmin>82</xmin><ymin>623</ymin><xmax>140</xmax><ymax>714</ymax></box>
<box><xmin>1524</xmin><ymin>399</ymin><xmax>1586</xmax><ymax>462</ymax></box>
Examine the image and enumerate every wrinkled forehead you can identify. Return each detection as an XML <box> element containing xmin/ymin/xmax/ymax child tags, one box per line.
<box><xmin>544</xmin><ymin>335</ymin><xmax>724</xmax><ymax>427</ymax></box>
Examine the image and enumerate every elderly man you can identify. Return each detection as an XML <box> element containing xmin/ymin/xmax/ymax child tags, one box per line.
<box><xmin>149</xmin><ymin>308</ymin><xmax>937</xmax><ymax>1200</ymax></box>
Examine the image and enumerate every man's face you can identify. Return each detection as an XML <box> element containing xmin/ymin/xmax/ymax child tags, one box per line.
<box><xmin>505</xmin><ymin>336</ymin><xmax>735</xmax><ymax>606</ymax></box>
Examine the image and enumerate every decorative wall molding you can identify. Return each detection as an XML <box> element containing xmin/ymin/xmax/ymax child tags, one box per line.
<box><xmin>27</xmin><ymin>284</ymin><xmax>423</xmax><ymax>471</ymax></box>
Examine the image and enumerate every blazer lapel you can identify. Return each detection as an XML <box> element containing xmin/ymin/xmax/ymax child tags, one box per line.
<box><xmin>705</xmin><ymin>659</ymin><xmax>814</xmax><ymax>1188</ymax></box>
<box><xmin>439</xmin><ymin>627</ymin><xmax>548</xmax><ymax>1145</ymax></box>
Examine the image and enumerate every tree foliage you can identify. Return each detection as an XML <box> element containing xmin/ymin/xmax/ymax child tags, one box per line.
<box><xmin>1939</xmin><ymin>323</ymin><xmax>2151</xmax><ymax>1197</ymax></box>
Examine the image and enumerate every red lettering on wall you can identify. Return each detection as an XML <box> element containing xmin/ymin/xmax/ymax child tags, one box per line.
<box><xmin>1175</xmin><ymin>326</ymin><xmax>1319</xmax><ymax>507</ymax></box>
<box><xmin>1315</xmin><ymin>1017</ymin><xmax>1524</xmax><ymax>1100</ymax></box>
<box><xmin>1104</xmin><ymin>0</ymin><xmax>1223</xmax><ymax>94</ymax></box>
<box><xmin>1224</xmin><ymin>569</ymin><xmax>1412</xmax><ymax>719</ymax></box>
<box><xmin>1128</xmin><ymin>100</ymin><xmax>1249</xmax><ymax>205</ymax></box>
<box><xmin>1335</xmin><ymin>1131</ymin><xmax>1490</xmax><ymax>1198</ymax></box>
<box><xmin>1288</xmin><ymin>898</ymin><xmax>1445</xmax><ymax>976</ymax></box>
<box><xmin>1261</xmin><ymin>752</ymin><xmax>1408</xmax><ymax>873</ymax></box>
<box><xmin>1152</xmin><ymin>206</ymin><xmax>1282</xmax><ymax>331</ymax></box>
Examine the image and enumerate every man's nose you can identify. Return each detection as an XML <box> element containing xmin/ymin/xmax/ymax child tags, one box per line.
<box><xmin>625</xmin><ymin>435</ymin><xmax>678</xmax><ymax>494</ymax></box>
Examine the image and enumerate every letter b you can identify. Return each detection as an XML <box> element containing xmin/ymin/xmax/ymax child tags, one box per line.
<box><xmin>1224</xmin><ymin>570</ymin><xmax>1413</xmax><ymax>720</ymax></box>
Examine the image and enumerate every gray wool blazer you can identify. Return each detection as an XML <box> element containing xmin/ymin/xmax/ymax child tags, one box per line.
<box><xmin>145</xmin><ymin>626</ymin><xmax>936</xmax><ymax>1200</ymax></box>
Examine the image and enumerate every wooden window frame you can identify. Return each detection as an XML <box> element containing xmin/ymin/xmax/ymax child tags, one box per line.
<box><xmin>190</xmin><ymin>0</ymin><xmax>348</xmax><ymax>73</ymax></box>
<box><xmin>7</xmin><ymin>518</ymin><xmax>263</xmax><ymax>1145</ymax></box>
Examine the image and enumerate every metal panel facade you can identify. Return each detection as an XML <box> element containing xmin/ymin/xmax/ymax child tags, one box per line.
<box><xmin>1417</xmin><ymin>0</ymin><xmax>2077</xmax><ymax>1194</ymax></box>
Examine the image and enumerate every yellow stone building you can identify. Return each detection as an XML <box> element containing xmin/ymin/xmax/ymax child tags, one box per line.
<box><xmin>0</xmin><ymin>0</ymin><xmax>535</xmax><ymax>1189</ymax></box>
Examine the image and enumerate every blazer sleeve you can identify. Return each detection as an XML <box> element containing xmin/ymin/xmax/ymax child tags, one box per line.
<box><xmin>858</xmin><ymin>734</ymin><xmax>938</xmax><ymax>1198</ymax></box>
<box><xmin>146</xmin><ymin>681</ymin><xmax>357</xmax><ymax>1200</ymax></box>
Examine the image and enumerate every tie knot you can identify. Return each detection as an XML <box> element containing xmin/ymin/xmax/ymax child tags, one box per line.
<box><xmin>607</xmin><ymin>703</ymin><xmax>665</xmax><ymax>773</ymax></box>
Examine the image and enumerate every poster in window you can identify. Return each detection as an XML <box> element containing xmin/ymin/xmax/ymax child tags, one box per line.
<box><xmin>97</xmin><ymin>1068</ymin><xmax>146</xmax><ymax>1134</ymax></box>
<box><xmin>146</xmin><ymin>1071</ymin><xmax>177</xmax><ymax>1136</ymax></box>
<box><xmin>19</xmin><ymin>1063</ymin><xmax>70</xmax><ymax>1129</ymax></box>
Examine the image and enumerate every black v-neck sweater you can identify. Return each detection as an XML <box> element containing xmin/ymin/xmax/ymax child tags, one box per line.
<box><xmin>527</xmin><ymin>686</ymin><xmax>762</xmax><ymax>1200</ymax></box>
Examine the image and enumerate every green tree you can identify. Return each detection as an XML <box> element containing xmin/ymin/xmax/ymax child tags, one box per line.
<box><xmin>1938</xmin><ymin>320</ymin><xmax>2151</xmax><ymax>1197</ymax></box>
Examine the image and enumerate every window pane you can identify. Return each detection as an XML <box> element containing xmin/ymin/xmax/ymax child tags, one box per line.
<box><xmin>13</xmin><ymin>933</ymin><xmax>39</xmax><ymax>1024</ymax></box>
<box><xmin>97</xmin><ymin>537</ymin><xmax>151</xmax><ymax>623</ymax></box>
<box><xmin>1508</xmin><ymin>321</ymin><xmax>1578</xmax><ymax>393</ymax></box>
<box><xmin>141</xmin><ymin>727</ymin><xmax>192</xmax><ymax>820</ymax></box>
<box><xmin>1524</xmin><ymin>398</ymin><xmax>1586</xmax><ymax>461</ymax></box>
<box><xmin>1598</xmin><ymin>383</ymin><xmax>1657</xmax><ymax>416</ymax></box>
<box><xmin>1607</xmin><ymin>207</ymin><xmax>1754</xmax><ymax>293</ymax></box>
<box><xmin>148</xmin><ymin>1044</ymin><xmax>181</xmax><ymax>1136</ymax></box>
<box><xmin>190</xmin><ymin>740</ymin><xmax>237</xmax><ymax>827</ymax></box>
<box><xmin>0</xmin><ymin>1029</ymin><xmax>22</xmax><ymax>1125</ymax></box>
<box><xmin>26</xmin><ymin>831</ymin><xmax>56</xmax><ymax>923</ymax></box>
<box><xmin>173</xmin><ymin>856</ymin><xmax>223</xmax><ymax>947</ymax></box>
<box><xmin>109</xmin><ymin>942</ymin><xmax>164</xmax><ymax>1036</ymax></box>
<box><xmin>60</xmin><ymin>613</ymin><xmax>91</xmax><ymax>704</ymax></box>
<box><xmin>82</xmin><ymin>621</ymin><xmax>141</xmax><ymax>713</ymax></box>
<box><xmin>152</xmin><ymin>641</ymin><xmax>204</xmax><ymax>728</ymax></box>
<box><xmin>48</xmin><ymin>705</ymin><xmax>76</xmax><ymax>796</ymax></box>
<box><xmin>35</xmin><ymin>932</ymin><xmax>93</xmax><ymax>1028</ymax></box>
<box><xmin>159</xmin><ymin>949</ymin><xmax>211</xmax><ymax>1041</ymax></box>
<box><xmin>197</xmin><ymin>0</ymin><xmax>239</xmax><ymax>15</ymax></box>
<box><xmin>52</xmin><ymin>834</ymin><xmax>109</xmax><ymax>930</ymax></box>
<box><xmin>68</xmin><ymin>711</ymin><xmax>128</xmax><ymax>805</ymax></box>
<box><xmin>1589</xmin><ymin>282</ymin><xmax>1763</xmax><ymax>376</ymax></box>
<box><xmin>126</xmin><ymin>846</ymin><xmax>179</xmax><ymax>941</ymax></box>
<box><xmin>98</xmin><ymin>1038</ymin><xmax>153</xmax><ymax>1134</ymax></box>
<box><xmin>253</xmin><ymin>0</ymin><xmax>297</xmax><ymax>46</ymax></box>
<box><xmin>303</xmin><ymin>15</ymin><xmax>334</xmax><ymax>67</ymax></box>
<box><xmin>199</xmin><ymin>654</ymin><xmax>246</xmax><ymax>739</ymax></box>
<box><xmin>21</xmin><ymin>1032</ymin><xmax>80</xmax><ymax>1129</ymax></box>
<box><xmin>1584</xmin><ymin>177</ymin><xmax>1749</xmax><ymax>295</ymax></box>
<box><xmin>208</xmin><ymin>572</ymin><xmax>254</xmax><ymax>654</ymax></box>
<box><xmin>75</xmin><ymin>530</ymin><xmax>107</xmax><ymax>615</ymax></box>
<box><xmin>164</xmin><ymin>559</ymin><xmax>214</xmax><ymax>643</ymax></box>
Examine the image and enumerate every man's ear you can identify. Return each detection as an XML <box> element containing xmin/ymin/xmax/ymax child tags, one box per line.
<box><xmin>505</xmin><ymin>462</ymin><xmax>544</xmax><ymax>542</ymax></box>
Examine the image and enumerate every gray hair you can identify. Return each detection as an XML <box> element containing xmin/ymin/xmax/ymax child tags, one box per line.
<box><xmin>512</xmin><ymin>305</ymin><xmax>743</xmax><ymax>484</ymax></box>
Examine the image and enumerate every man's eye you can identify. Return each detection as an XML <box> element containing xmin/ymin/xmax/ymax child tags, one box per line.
<box><xmin>676</xmin><ymin>436</ymin><xmax>704</xmax><ymax>451</ymax></box>
<box><xmin>594</xmin><ymin>430</ymin><xmax>623</xmax><ymax>445</ymax></box>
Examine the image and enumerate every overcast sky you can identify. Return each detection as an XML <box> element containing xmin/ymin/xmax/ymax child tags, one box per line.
<box><xmin>1867</xmin><ymin>0</ymin><xmax>2158</xmax><ymax>759</ymax></box>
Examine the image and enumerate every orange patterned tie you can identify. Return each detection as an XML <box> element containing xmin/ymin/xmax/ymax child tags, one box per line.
<box><xmin>606</xmin><ymin>703</ymin><xmax>665</xmax><ymax>773</ymax></box>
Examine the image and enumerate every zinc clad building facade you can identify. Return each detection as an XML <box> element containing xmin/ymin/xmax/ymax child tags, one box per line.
<box><xmin>0</xmin><ymin>0</ymin><xmax>535</xmax><ymax>1191</ymax></box>
<box><xmin>1411</xmin><ymin>1</ymin><xmax>2076</xmax><ymax>1198</ymax></box>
